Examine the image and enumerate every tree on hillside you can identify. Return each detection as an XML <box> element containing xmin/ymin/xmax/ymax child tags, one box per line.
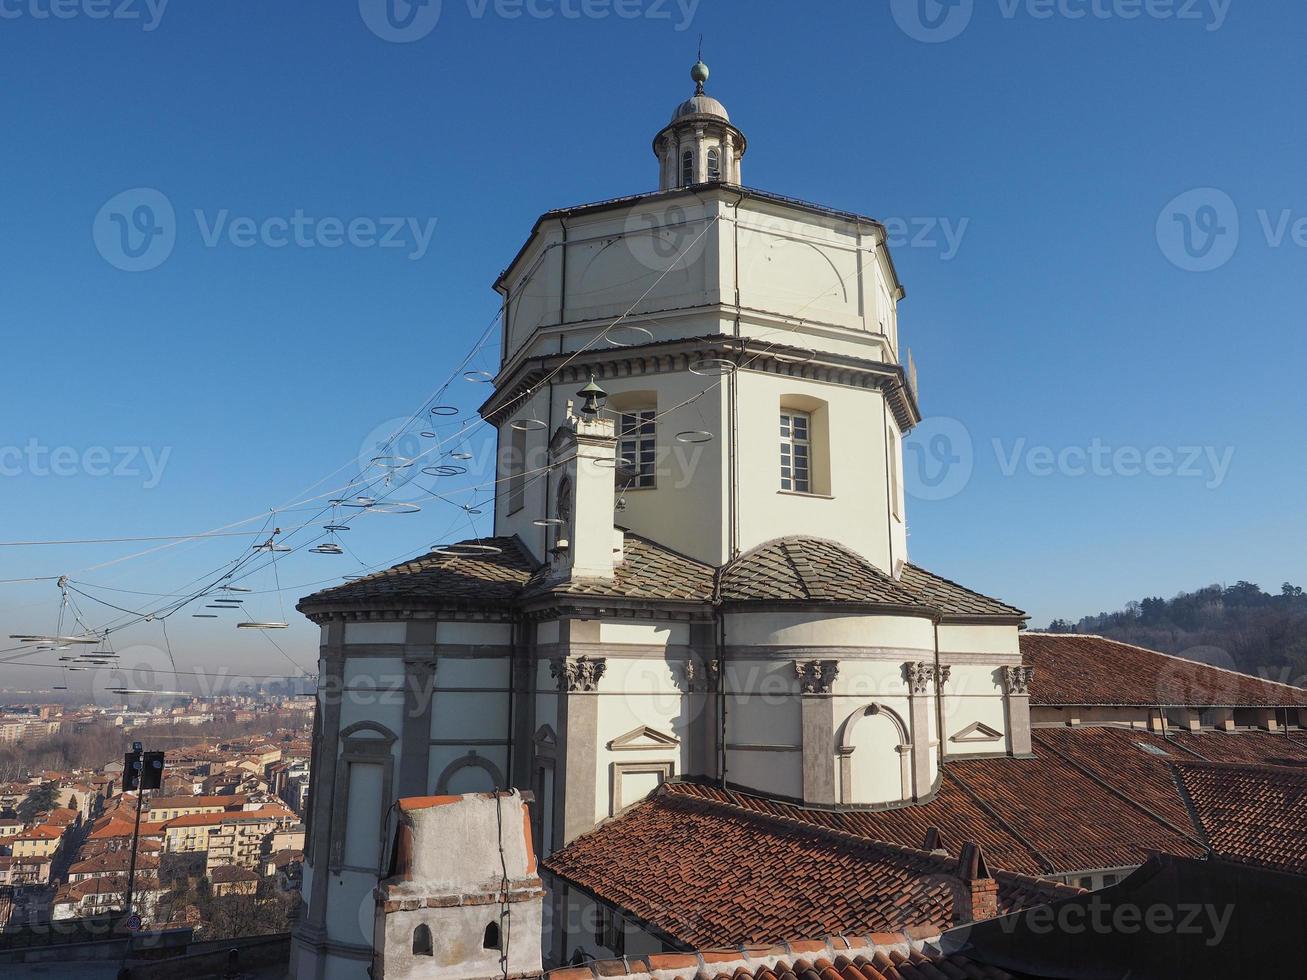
<box><xmin>17</xmin><ymin>783</ymin><xmax>58</xmax><ymax>822</ymax></box>
<box><xmin>1044</xmin><ymin>581</ymin><xmax>1307</xmax><ymax>687</ymax></box>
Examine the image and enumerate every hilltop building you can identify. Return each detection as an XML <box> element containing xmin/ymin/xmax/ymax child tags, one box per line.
<box><xmin>289</xmin><ymin>63</ymin><xmax>1307</xmax><ymax>980</ymax></box>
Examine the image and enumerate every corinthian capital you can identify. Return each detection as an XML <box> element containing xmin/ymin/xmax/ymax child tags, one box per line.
<box><xmin>1003</xmin><ymin>665</ymin><xmax>1035</xmax><ymax>696</ymax></box>
<box><xmin>550</xmin><ymin>656</ymin><xmax>607</xmax><ymax>693</ymax></box>
<box><xmin>905</xmin><ymin>661</ymin><xmax>934</xmax><ymax>696</ymax></box>
<box><xmin>794</xmin><ymin>659</ymin><xmax>839</xmax><ymax>695</ymax></box>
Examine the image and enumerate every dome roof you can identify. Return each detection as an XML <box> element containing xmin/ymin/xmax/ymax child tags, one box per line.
<box><xmin>670</xmin><ymin>94</ymin><xmax>731</xmax><ymax>123</ymax></box>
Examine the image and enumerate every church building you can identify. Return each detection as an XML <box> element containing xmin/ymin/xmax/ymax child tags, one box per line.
<box><xmin>288</xmin><ymin>62</ymin><xmax>1307</xmax><ymax>980</ymax></box>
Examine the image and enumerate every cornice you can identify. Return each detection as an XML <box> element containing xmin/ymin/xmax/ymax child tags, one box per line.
<box><xmin>480</xmin><ymin>333</ymin><xmax>921</xmax><ymax>433</ymax></box>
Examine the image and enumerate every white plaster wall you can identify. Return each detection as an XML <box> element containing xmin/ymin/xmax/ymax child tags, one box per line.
<box><xmin>725</xmin><ymin>611</ymin><xmax>935</xmax><ymax>652</ymax></box>
<box><xmin>598</xmin><ymin>621</ymin><xmax>688</xmax><ymax>646</ymax></box>
<box><xmin>427</xmin><ymin>745</ymin><xmax>508</xmax><ymax>794</ymax></box>
<box><xmin>431</xmin><ymin>691</ymin><xmax>509</xmax><ymax>740</ymax></box>
<box><xmin>344</xmin><ymin>622</ymin><xmax>406</xmax><ymax>645</ymax></box>
<box><xmin>435</xmin><ymin>656</ymin><xmax>511</xmax><ymax>690</ymax></box>
<box><xmin>593</xmin><ymin>655</ymin><xmax>690</xmax><ymax>820</ymax></box>
<box><xmin>338</xmin><ymin>692</ymin><xmax>404</xmax><ymax>737</ymax></box>
<box><xmin>734</xmin><ymin>372</ymin><xmax>897</xmax><ymax>570</ymax></box>
<box><xmin>437</xmin><ymin>621</ymin><xmax>513</xmax><ymax>646</ymax></box>
<box><xmin>493</xmin><ymin>190</ymin><xmax>908</xmax><ymax>569</ymax></box>
<box><xmin>937</xmin><ymin>624</ymin><xmax>1021</xmax><ymax>658</ymax></box>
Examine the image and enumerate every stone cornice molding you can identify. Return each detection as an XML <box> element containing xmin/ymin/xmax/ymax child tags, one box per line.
<box><xmin>794</xmin><ymin>659</ymin><xmax>840</xmax><ymax>695</ymax></box>
<box><xmin>481</xmin><ymin>334</ymin><xmax>920</xmax><ymax>433</ymax></box>
<box><xmin>549</xmin><ymin>655</ymin><xmax>607</xmax><ymax>693</ymax></box>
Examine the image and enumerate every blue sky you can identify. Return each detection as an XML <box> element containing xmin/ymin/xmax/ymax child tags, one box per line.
<box><xmin>1</xmin><ymin>0</ymin><xmax>1303</xmax><ymax>691</ymax></box>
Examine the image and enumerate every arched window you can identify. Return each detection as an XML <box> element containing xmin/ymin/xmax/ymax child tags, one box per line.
<box><xmin>680</xmin><ymin>150</ymin><xmax>694</xmax><ymax>187</ymax></box>
<box><xmin>412</xmin><ymin>923</ymin><xmax>433</xmax><ymax>956</ymax></box>
<box><xmin>483</xmin><ymin>921</ymin><xmax>501</xmax><ymax>950</ymax></box>
<box><xmin>707</xmin><ymin>148</ymin><xmax>721</xmax><ymax>181</ymax></box>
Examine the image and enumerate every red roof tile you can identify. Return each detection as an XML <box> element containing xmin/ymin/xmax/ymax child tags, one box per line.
<box><xmin>542</xmin><ymin>788</ymin><xmax>1077</xmax><ymax>948</ymax></box>
<box><xmin>1021</xmin><ymin>633</ymin><xmax>1307</xmax><ymax>707</ymax></box>
<box><xmin>1173</xmin><ymin>761</ymin><xmax>1307</xmax><ymax>875</ymax></box>
<box><xmin>544</xmin><ymin>935</ymin><xmax>1049</xmax><ymax>980</ymax></box>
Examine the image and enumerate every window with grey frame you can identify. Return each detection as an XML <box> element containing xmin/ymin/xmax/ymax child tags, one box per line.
<box><xmin>680</xmin><ymin>149</ymin><xmax>694</xmax><ymax>187</ymax></box>
<box><xmin>780</xmin><ymin>410</ymin><xmax>812</xmax><ymax>493</ymax></box>
<box><xmin>707</xmin><ymin>147</ymin><xmax>721</xmax><ymax>180</ymax></box>
<box><xmin>618</xmin><ymin>408</ymin><xmax>657</xmax><ymax>489</ymax></box>
<box><xmin>507</xmin><ymin>425</ymin><xmax>527</xmax><ymax>514</ymax></box>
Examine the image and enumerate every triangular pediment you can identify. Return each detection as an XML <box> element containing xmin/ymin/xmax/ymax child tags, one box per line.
<box><xmin>607</xmin><ymin>725</ymin><xmax>680</xmax><ymax>752</ymax></box>
<box><xmin>950</xmin><ymin>721</ymin><xmax>1003</xmax><ymax>743</ymax></box>
<box><xmin>534</xmin><ymin>724</ymin><xmax>558</xmax><ymax>749</ymax></box>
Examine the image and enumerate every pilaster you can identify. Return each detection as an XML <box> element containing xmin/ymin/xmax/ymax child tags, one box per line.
<box><xmin>796</xmin><ymin>660</ymin><xmax>838</xmax><ymax>806</ymax></box>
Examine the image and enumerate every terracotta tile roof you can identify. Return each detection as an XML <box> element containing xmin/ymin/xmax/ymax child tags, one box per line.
<box><xmin>718</xmin><ymin>538</ymin><xmax>924</xmax><ymax>607</ymax></box>
<box><xmin>1164</xmin><ymin>729</ymin><xmax>1307</xmax><ymax>765</ymax></box>
<box><xmin>297</xmin><ymin>536</ymin><xmax>538</xmax><ymax>612</ymax></box>
<box><xmin>1020</xmin><ymin>633</ymin><xmax>1307</xmax><ymax>707</ymax></box>
<box><xmin>524</xmin><ymin>532</ymin><xmax>716</xmax><ymax>602</ymax></box>
<box><xmin>69</xmin><ymin>851</ymin><xmax>158</xmax><ymax>876</ymax></box>
<box><xmin>900</xmin><ymin>564</ymin><xmax>1026</xmax><ymax>620</ymax></box>
<box><xmin>671</xmin><ymin>728</ymin><xmax>1211</xmax><ymax>879</ymax></box>
<box><xmin>545</xmin><ymin>935</ymin><xmax>1051</xmax><ymax>980</ymax></box>
<box><xmin>1173</xmin><ymin>761</ymin><xmax>1307</xmax><ymax>875</ymax></box>
<box><xmin>542</xmin><ymin>787</ymin><xmax>1078</xmax><ymax>948</ymax></box>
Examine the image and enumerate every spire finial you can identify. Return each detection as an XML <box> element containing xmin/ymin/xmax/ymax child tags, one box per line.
<box><xmin>690</xmin><ymin>41</ymin><xmax>709</xmax><ymax>96</ymax></box>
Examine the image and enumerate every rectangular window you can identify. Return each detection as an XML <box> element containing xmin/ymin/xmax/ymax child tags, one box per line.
<box><xmin>888</xmin><ymin>423</ymin><xmax>902</xmax><ymax>520</ymax></box>
<box><xmin>596</xmin><ymin>905</ymin><xmax>626</xmax><ymax>955</ymax></box>
<box><xmin>619</xmin><ymin>409</ymin><xmax>657</xmax><ymax>489</ymax></box>
<box><xmin>780</xmin><ymin>410</ymin><xmax>811</xmax><ymax>493</ymax></box>
<box><xmin>507</xmin><ymin>426</ymin><xmax>527</xmax><ymax>514</ymax></box>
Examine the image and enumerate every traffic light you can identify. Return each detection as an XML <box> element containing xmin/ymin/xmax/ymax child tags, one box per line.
<box><xmin>122</xmin><ymin>750</ymin><xmax>164</xmax><ymax>792</ymax></box>
<box><xmin>141</xmin><ymin>751</ymin><xmax>164</xmax><ymax>790</ymax></box>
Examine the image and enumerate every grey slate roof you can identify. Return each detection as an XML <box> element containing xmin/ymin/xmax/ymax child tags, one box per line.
<box><xmin>298</xmin><ymin>532</ymin><xmax>1023</xmax><ymax>622</ymax></box>
<box><xmin>297</xmin><ymin>536</ymin><xmax>537</xmax><ymax>613</ymax></box>
<box><xmin>523</xmin><ymin>532</ymin><xmax>715</xmax><ymax>602</ymax></box>
<box><xmin>717</xmin><ymin>537</ymin><xmax>924</xmax><ymax>607</ymax></box>
<box><xmin>900</xmin><ymin>563</ymin><xmax>1027</xmax><ymax>619</ymax></box>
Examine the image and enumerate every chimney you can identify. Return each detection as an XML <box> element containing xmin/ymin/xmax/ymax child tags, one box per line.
<box><xmin>372</xmin><ymin>791</ymin><xmax>544</xmax><ymax>980</ymax></box>
<box><xmin>957</xmin><ymin>841</ymin><xmax>998</xmax><ymax>924</ymax></box>
<box><xmin>922</xmin><ymin>827</ymin><xmax>947</xmax><ymax>854</ymax></box>
<box><xmin>547</xmin><ymin>401</ymin><xmax>621</xmax><ymax>581</ymax></box>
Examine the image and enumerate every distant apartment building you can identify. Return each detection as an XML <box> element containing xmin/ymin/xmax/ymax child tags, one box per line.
<box><xmin>147</xmin><ymin>794</ymin><xmax>246</xmax><ymax>821</ymax></box>
<box><xmin>10</xmin><ymin>825</ymin><xmax>64</xmax><ymax>860</ymax></box>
